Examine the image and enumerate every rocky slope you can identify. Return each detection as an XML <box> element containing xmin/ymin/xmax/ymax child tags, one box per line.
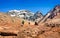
<box><xmin>37</xmin><ymin>5</ymin><xmax>60</xmax><ymax>38</ymax></box>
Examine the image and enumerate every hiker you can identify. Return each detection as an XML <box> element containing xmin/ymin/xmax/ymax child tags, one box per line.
<box><xmin>28</xmin><ymin>22</ymin><xmax>30</xmax><ymax>24</ymax></box>
<box><xmin>21</xmin><ymin>20</ymin><xmax>24</xmax><ymax>27</ymax></box>
<box><xmin>35</xmin><ymin>22</ymin><xmax>38</xmax><ymax>25</ymax></box>
<box><xmin>22</xmin><ymin>20</ymin><xmax>24</xmax><ymax>24</ymax></box>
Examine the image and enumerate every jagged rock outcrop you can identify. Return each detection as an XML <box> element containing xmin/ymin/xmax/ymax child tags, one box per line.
<box><xmin>29</xmin><ymin>11</ymin><xmax>43</xmax><ymax>22</ymax></box>
<box><xmin>33</xmin><ymin>11</ymin><xmax>43</xmax><ymax>22</ymax></box>
<box><xmin>38</xmin><ymin>5</ymin><xmax>60</xmax><ymax>23</ymax></box>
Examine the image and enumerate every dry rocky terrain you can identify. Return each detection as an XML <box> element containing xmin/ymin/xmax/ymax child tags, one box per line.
<box><xmin>0</xmin><ymin>5</ymin><xmax>60</xmax><ymax>38</ymax></box>
<box><xmin>0</xmin><ymin>12</ymin><xmax>60</xmax><ymax>38</ymax></box>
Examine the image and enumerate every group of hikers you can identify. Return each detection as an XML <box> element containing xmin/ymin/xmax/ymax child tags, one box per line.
<box><xmin>21</xmin><ymin>20</ymin><xmax>38</xmax><ymax>27</ymax></box>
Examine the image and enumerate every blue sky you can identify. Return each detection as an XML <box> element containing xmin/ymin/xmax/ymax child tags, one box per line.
<box><xmin>0</xmin><ymin>0</ymin><xmax>60</xmax><ymax>15</ymax></box>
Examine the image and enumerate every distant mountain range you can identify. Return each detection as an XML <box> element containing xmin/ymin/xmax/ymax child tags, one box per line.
<box><xmin>7</xmin><ymin>5</ymin><xmax>60</xmax><ymax>23</ymax></box>
<box><xmin>7</xmin><ymin>10</ymin><xmax>43</xmax><ymax>22</ymax></box>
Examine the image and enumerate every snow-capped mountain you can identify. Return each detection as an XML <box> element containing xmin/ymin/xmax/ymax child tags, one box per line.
<box><xmin>7</xmin><ymin>10</ymin><xmax>34</xmax><ymax>20</ymax></box>
<box><xmin>7</xmin><ymin>10</ymin><xmax>44</xmax><ymax>22</ymax></box>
